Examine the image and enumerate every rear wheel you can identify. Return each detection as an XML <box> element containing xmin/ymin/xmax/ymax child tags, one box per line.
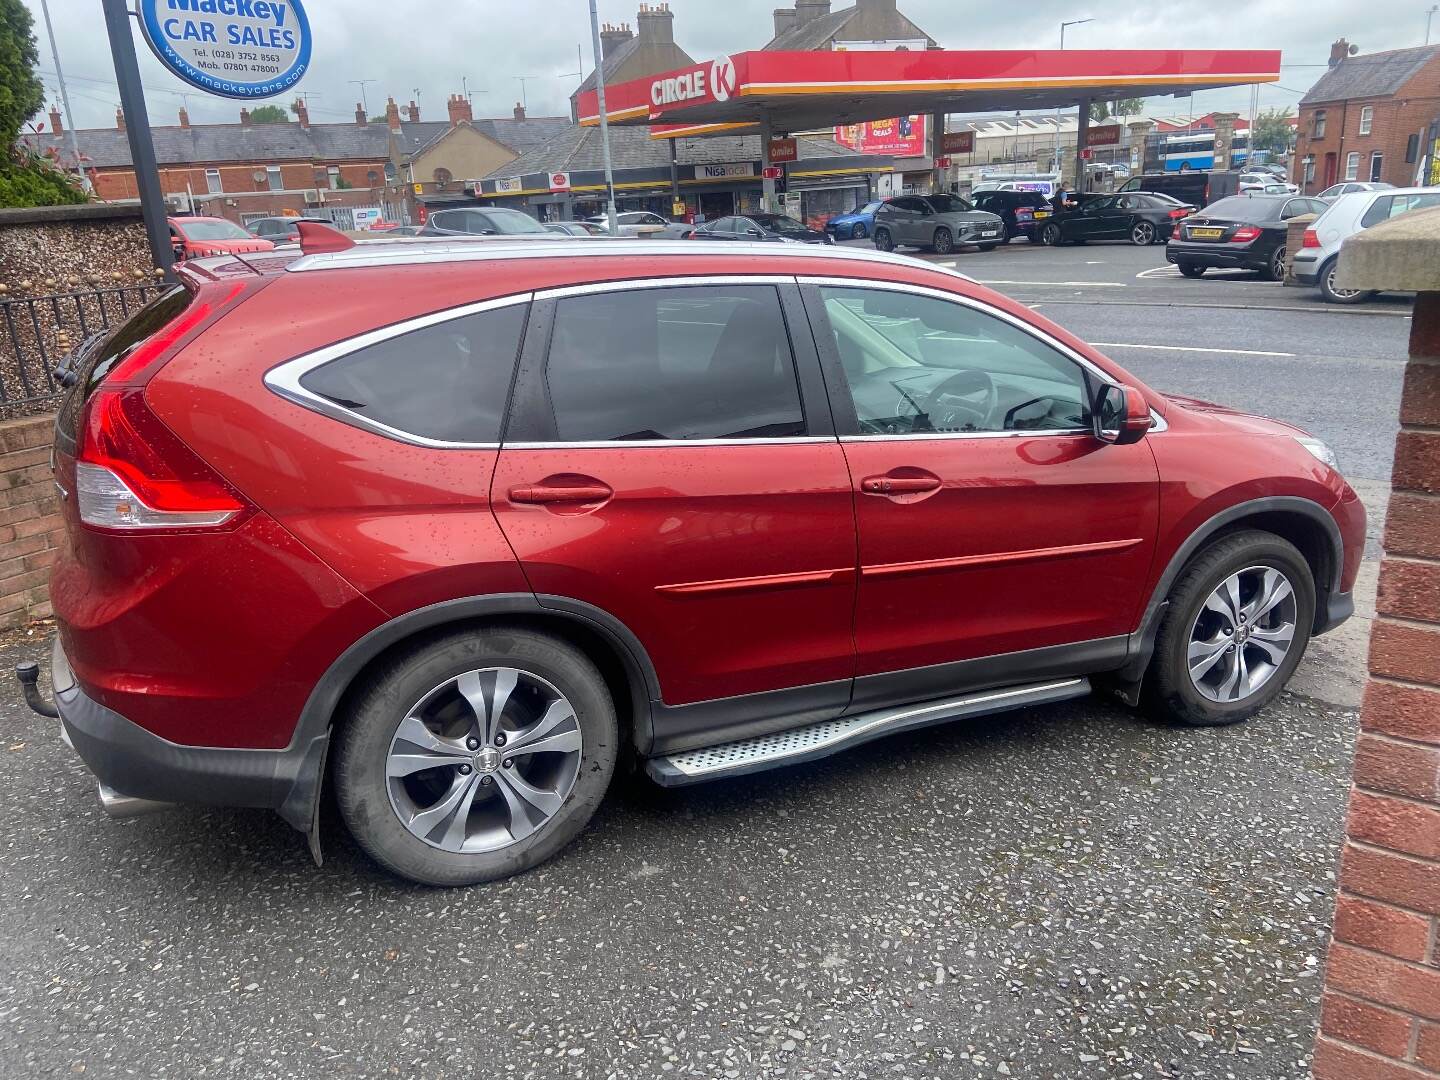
<box><xmin>1320</xmin><ymin>258</ymin><xmax>1372</xmax><ymax>304</ymax></box>
<box><xmin>932</xmin><ymin>227</ymin><xmax>954</xmax><ymax>255</ymax></box>
<box><xmin>874</xmin><ymin>227</ymin><xmax>895</xmax><ymax>252</ymax></box>
<box><xmin>1265</xmin><ymin>244</ymin><xmax>1287</xmax><ymax>282</ymax></box>
<box><xmin>1177</xmin><ymin>262</ymin><xmax>1206</xmax><ymax>278</ymax></box>
<box><xmin>334</xmin><ymin>628</ymin><xmax>617</xmax><ymax>886</ymax></box>
<box><xmin>1042</xmin><ymin>222</ymin><xmax>1063</xmax><ymax>246</ymax></box>
<box><xmin>1145</xmin><ymin>531</ymin><xmax>1315</xmax><ymax>727</ymax></box>
<box><xmin>1130</xmin><ymin>220</ymin><xmax>1156</xmax><ymax>246</ymax></box>
<box><xmin>852</xmin><ymin>222</ymin><xmax>868</xmax><ymax>240</ymax></box>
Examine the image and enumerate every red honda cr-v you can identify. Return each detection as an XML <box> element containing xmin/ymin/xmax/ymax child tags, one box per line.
<box><xmin>24</xmin><ymin>226</ymin><xmax>1364</xmax><ymax>886</ymax></box>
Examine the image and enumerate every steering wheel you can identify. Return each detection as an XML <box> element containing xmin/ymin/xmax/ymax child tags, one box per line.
<box><xmin>920</xmin><ymin>370</ymin><xmax>998</xmax><ymax>432</ymax></box>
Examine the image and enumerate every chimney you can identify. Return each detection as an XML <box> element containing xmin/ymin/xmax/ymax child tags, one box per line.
<box><xmin>355</xmin><ymin>102</ymin><xmax>366</xmax><ymax>125</ymax></box>
<box><xmin>293</xmin><ymin>99</ymin><xmax>309</xmax><ymax>129</ymax></box>
<box><xmin>178</xmin><ymin>106</ymin><xmax>190</xmax><ymax>128</ymax></box>
<box><xmin>794</xmin><ymin>0</ymin><xmax>829</xmax><ymax>25</ymax></box>
<box><xmin>48</xmin><ymin>104</ymin><xmax>62</xmax><ymax>136</ymax></box>
<box><xmin>600</xmin><ymin>22</ymin><xmax>633</xmax><ymax>58</ymax></box>
<box><xmin>636</xmin><ymin>3</ymin><xmax>673</xmax><ymax>44</ymax></box>
<box><xmin>513</xmin><ymin>102</ymin><xmax>526</xmax><ymax>121</ymax></box>
<box><xmin>447</xmin><ymin>93</ymin><xmax>473</xmax><ymax>126</ymax></box>
<box><xmin>773</xmin><ymin>8</ymin><xmax>797</xmax><ymax>37</ymax></box>
<box><xmin>240</xmin><ymin>107</ymin><xmax>252</xmax><ymax>127</ymax></box>
<box><xmin>115</xmin><ymin>107</ymin><xmax>125</xmax><ymax>132</ymax></box>
<box><xmin>405</xmin><ymin>100</ymin><xmax>420</xmax><ymax>123</ymax></box>
<box><xmin>1329</xmin><ymin>38</ymin><xmax>1351</xmax><ymax>67</ymax></box>
<box><xmin>385</xmin><ymin>96</ymin><xmax>401</xmax><ymax>132</ymax></box>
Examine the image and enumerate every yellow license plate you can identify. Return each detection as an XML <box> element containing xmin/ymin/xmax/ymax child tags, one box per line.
<box><xmin>1189</xmin><ymin>227</ymin><xmax>1223</xmax><ymax>239</ymax></box>
<box><xmin>1033</xmin><ymin>210</ymin><xmax>1051</xmax><ymax>218</ymax></box>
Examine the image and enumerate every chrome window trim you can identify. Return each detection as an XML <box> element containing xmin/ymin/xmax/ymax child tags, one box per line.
<box><xmin>262</xmin><ymin>293</ymin><xmax>532</xmax><ymax>450</ymax></box>
<box><xmin>504</xmin><ymin>437</ymin><xmax>835</xmax><ymax>450</ymax></box>
<box><xmin>535</xmin><ymin>274</ymin><xmax>795</xmax><ymax>300</ymax></box>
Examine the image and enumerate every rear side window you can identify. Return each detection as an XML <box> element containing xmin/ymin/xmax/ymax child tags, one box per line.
<box><xmin>298</xmin><ymin>303</ymin><xmax>527</xmax><ymax>443</ymax></box>
<box><xmin>544</xmin><ymin>285</ymin><xmax>805</xmax><ymax>442</ymax></box>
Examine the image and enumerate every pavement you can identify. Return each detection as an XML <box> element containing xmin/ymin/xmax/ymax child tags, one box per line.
<box><xmin>0</xmin><ymin>238</ymin><xmax>1409</xmax><ymax>1080</ymax></box>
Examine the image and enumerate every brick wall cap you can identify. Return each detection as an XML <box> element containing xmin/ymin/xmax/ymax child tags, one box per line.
<box><xmin>0</xmin><ymin>202</ymin><xmax>146</xmax><ymax>227</ymax></box>
<box><xmin>1337</xmin><ymin>204</ymin><xmax>1440</xmax><ymax>291</ymax></box>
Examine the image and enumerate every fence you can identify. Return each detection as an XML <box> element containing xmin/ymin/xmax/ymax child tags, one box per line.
<box><xmin>0</xmin><ymin>282</ymin><xmax>167</xmax><ymax>419</ymax></box>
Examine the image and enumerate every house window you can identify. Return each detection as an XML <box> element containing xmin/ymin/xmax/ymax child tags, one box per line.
<box><xmin>1302</xmin><ymin>155</ymin><xmax>1315</xmax><ymax>183</ymax></box>
<box><xmin>1370</xmin><ymin>152</ymin><xmax>1384</xmax><ymax>182</ymax></box>
<box><xmin>327</xmin><ymin>165</ymin><xmax>341</xmax><ymax>190</ymax></box>
<box><xmin>1344</xmin><ymin>151</ymin><xmax>1360</xmax><ymax>180</ymax></box>
<box><xmin>1358</xmin><ymin>106</ymin><xmax>1373</xmax><ymax>135</ymax></box>
<box><xmin>1312</xmin><ymin>110</ymin><xmax>1327</xmax><ymax>138</ymax></box>
<box><xmin>1406</xmin><ymin>133</ymin><xmax>1421</xmax><ymax>163</ymax></box>
<box><xmin>266</xmin><ymin>166</ymin><xmax>282</xmax><ymax>191</ymax></box>
<box><xmin>205</xmin><ymin>168</ymin><xmax>222</xmax><ymax>194</ymax></box>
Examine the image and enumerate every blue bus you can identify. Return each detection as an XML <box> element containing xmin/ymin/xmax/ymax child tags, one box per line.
<box><xmin>1160</xmin><ymin>131</ymin><xmax>1250</xmax><ymax>172</ymax></box>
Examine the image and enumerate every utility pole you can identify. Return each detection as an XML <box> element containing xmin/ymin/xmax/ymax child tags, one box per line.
<box><xmin>349</xmin><ymin>79</ymin><xmax>376</xmax><ymax>118</ymax></box>
<box><xmin>1428</xmin><ymin>5</ymin><xmax>1439</xmax><ymax>44</ymax></box>
<box><xmin>101</xmin><ymin>0</ymin><xmax>172</xmax><ymax>277</ymax></box>
<box><xmin>586</xmin><ymin>0</ymin><xmax>618</xmax><ymax>235</ymax></box>
<box><xmin>39</xmin><ymin>0</ymin><xmax>89</xmax><ymax>190</ymax></box>
<box><xmin>1056</xmin><ymin>18</ymin><xmax>1093</xmax><ymax>178</ymax></box>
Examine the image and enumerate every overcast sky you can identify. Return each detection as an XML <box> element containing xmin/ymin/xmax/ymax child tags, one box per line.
<box><xmin>17</xmin><ymin>0</ymin><xmax>1438</xmax><ymax>133</ymax></box>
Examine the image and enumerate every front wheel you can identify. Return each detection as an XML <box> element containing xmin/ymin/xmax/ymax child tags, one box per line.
<box><xmin>334</xmin><ymin>627</ymin><xmax>617</xmax><ymax>886</ymax></box>
<box><xmin>852</xmin><ymin>222</ymin><xmax>868</xmax><ymax>240</ymax></box>
<box><xmin>1041</xmin><ymin>223</ymin><xmax>1063</xmax><ymax>246</ymax></box>
<box><xmin>1177</xmin><ymin>262</ymin><xmax>1206</xmax><ymax>278</ymax></box>
<box><xmin>1130</xmin><ymin>220</ymin><xmax>1156</xmax><ymax>246</ymax></box>
<box><xmin>1145</xmin><ymin>530</ymin><xmax>1315</xmax><ymax>727</ymax></box>
<box><xmin>1320</xmin><ymin>258</ymin><xmax>1372</xmax><ymax>304</ymax></box>
<box><xmin>873</xmin><ymin>227</ymin><xmax>894</xmax><ymax>252</ymax></box>
<box><xmin>932</xmin><ymin>227</ymin><xmax>954</xmax><ymax>255</ymax></box>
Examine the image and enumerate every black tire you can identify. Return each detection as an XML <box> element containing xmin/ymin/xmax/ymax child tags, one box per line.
<box><xmin>1264</xmin><ymin>245</ymin><xmax>1287</xmax><ymax>282</ymax></box>
<box><xmin>874</xmin><ymin>227</ymin><xmax>894</xmax><ymax>252</ymax></box>
<box><xmin>1319</xmin><ymin>258</ymin><xmax>1372</xmax><ymax>304</ymax></box>
<box><xmin>334</xmin><ymin>627</ymin><xmax>618</xmax><ymax>886</ymax></box>
<box><xmin>933</xmin><ymin>227</ymin><xmax>954</xmax><ymax>255</ymax></box>
<box><xmin>852</xmin><ymin>222</ymin><xmax>867</xmax><ymax>240</ymax></box>
<box><xmin>1177</xmin><ymin>262</ymin><xmax>1206</xmax><ymax>278</ymax></box>
<box><xmin>998</xmin><ymin>222</ymin><xmax>1012</xmax><ymax>244</ymax></box>
<box><xmin>1042</xmin><ymin>222</ymin><xmax>1063</xmax><ymax>246</ymax></box>
<box><xmin>1130</xmin><ymin>220</ymin><xmax>1156</xmax><ymax>246</ymax></box>
<box><xmin>1144</xmin><ymin>530</ymin><xmax>1316</xmax><ymax>728</ymax></box>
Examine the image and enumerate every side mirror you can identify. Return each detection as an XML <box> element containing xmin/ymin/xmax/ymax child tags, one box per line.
<box><xmin>1093</xmin><ymin>383</ymin><xmax>1153</xmax><ymax>445</ymax></box>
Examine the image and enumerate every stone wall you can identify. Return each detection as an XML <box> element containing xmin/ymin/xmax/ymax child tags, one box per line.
<box><xmin>0</xmin><ymin>415</ymin><xmax>60</xmax><ymax>630</ymax></box>
<box><xmin>0</xmin><ymin>203</ymin><xmax>158</xmax><ymax>298</ymax></box>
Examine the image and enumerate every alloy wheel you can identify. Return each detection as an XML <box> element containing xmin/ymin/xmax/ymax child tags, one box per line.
<box><xmin>1131</xmin><ymin>221</ymin><xmax>1155</xmax><ymax>245</ymax></box>
<box><xmin>1043</xmin><ymin>223</ymin><xmax>1062</xmax><ymax>246</ymax></box>
<box><xmin>1324</xmin><ymin>264</ymin><xmax>1362</xmax><ymax>300</ymax></box>
<box><xmin>1270</xmin><ymin>246</ymin><xmax>1287</xmax><ymax>281</ymax></box>
<box><xmin>853</xmin><ymin>223</ymin><xmax>867</xmax><ymax>240</ymax></box>
<box><xmin>1187</xmin><ymin>566</ymin><xmax>1298</xmax><ymax>703</ymax></box>
<box><xmin>874</xmin><ymin>228</ymin><xmax>894</xmax><ymax>252</ymax></box>
<box><xmin>385</xmin><ymin>667</ymin><xmax>583</xmax><ymax>853</ymax></box>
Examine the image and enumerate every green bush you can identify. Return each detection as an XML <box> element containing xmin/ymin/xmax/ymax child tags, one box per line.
<box><xmin>0</xmin><ymin>149</ymin><xmax>87</xmax><ymax>207</ymax></box>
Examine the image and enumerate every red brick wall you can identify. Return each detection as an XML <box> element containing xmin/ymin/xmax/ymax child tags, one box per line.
<box><xmin>0</xmin><ymin>416</ymin><xmax>61</xmax><ymax>630</ymax></box>
<box><xmin>1315</xmin><ymin>297</ymin><xmax>1440</xmax><ymax>1078</ymax></box>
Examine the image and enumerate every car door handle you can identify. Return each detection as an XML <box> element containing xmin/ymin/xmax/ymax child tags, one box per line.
<box><xmin>509</xmin><ymin>481</ymin><xmax>613</xmax><ymax>505</ymax></box>
<box><xmin>861</xmin><ymin>475</ymin><xmax>941</xmax><ymax>496</ymax></box>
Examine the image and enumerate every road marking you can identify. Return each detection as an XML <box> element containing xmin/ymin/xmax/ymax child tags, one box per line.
<box><xmin>975</xmin><ymin>279</ymin><xmax>1128</xmax><ymax>288</ymax></box>
<box><xmin>1092</xmin><ymin>341</ymin><xmax>1296</xmax><ymax>358</ymax></box>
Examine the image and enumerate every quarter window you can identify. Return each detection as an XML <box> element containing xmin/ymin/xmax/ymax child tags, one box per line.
<box><xmin>298</xmin><ymin>304</ymin><xmax>528</xmax><ymax>443</ymax></box>
<box><xmin>818</xmin><ymin>286</ymin><xmax>1091</xmax><ymax>436</ymax></box>
<box><xmin>544</xmin><ymin>286</ymin><xmax>806</xmax><ymax>442</ymax></box>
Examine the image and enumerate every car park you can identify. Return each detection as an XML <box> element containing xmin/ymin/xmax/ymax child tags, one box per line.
<box><xmin>1291</xmin><ymin>186</ymin><xmax>1440</xmax><ymax>303</ymax></box>
<box><xmin>824</xmin><ymin>201</ymin><xmax>883</xmax><ymax>241</ymax></box>
<box><xmin>30</xmin><ymin>227</ymin><xmax>1363</xmax><ymax>887</ymax></box>
<box><xmin>1119</xmin><ymin>170</ymin><xmax>1239</xmax><ymax>207</ymax></box>
<box><xmin>168</xmin><ymin>216</ymin><xmax>275</xmax><ymax>260</ymax></box>
<box><xmin>691</xmin><ymin>213</ymin><xmax>832</xmax><ymax>244</ymax></box>
<box><xmin>872</xmin><ymin>194</ymin><xmax>1004</xmax><ymax>254</ymax></box>
<box><xmin>419</xmin><ymin>207</ymin><xmax>553</xmax><ymax>238</ymax></box>
<box><xmin>1165</xmin><ymin>193</ymin><xmax>1328</xmax><ymax>280</ymax></box>
<box><xmin>969</xmin><ymin>188</ymin><xmax>1054</xmax><ymax>243</ymax></box>
<box><xmin>588</xmin><ymin>210</ymin><xmax>669</xmax><ymax>236</ymax></box>
<box><xmin>1314</xmin><ymin>181</ymin><xmax>1393</xmax><ymax>201</ymax></box>
<box><xmin>1040</xmin><ymin>192</ymin><xmax>1194</xmax><ymax>246</ymax></box>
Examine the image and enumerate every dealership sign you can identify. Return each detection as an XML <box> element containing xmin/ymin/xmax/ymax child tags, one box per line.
<box><xmin>138</xmin><ymin>0</ymin><xmax>311</xmax><ymax>100</ymax></box>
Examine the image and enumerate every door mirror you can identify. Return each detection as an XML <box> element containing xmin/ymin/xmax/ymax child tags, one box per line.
<box><xmin>1093</xmin><ymin>383</ymin><xmax>1152</xmax><ymax>445</ymax></box>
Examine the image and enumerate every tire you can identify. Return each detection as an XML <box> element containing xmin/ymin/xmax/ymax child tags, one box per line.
<box><xmin>998</xmin><ymin>222</ymin><xmax>1012</xmax><ymax>244</ymax></box>
<box><xmin>1042</xmin><ymin>223</ymin><xmax>1063</xmax><ymax>246</ymax></box>
<box><xmin>1177</xmin><ymin>262</ymin><xmax>1206</xmax><ymax>278</ymax></box>
<box><xmin>1130</xmin><ymin>220</ymin><xmax>1156</xmax><ymax>246</ymax></box>
<box><xmin>1264</xmin><ymin>245</ymin><xmax>1287</xmax><ymax>282</ymax></box>
<box><xmin>1319</xmin><ymin>258</ymin><xmax>1372</xmax><ymax>304</ymax></box>
<box><xmin>932</xmin><ymin>227</ymin><xmax>954</xmax><ymax>255</ymax></box>
<box><xmin>874</xmin><ymin>227</ymin><xmax>894</xmax><ymax>252</ymax></box>
<box><xmin>1144</xmin><ymin>530</ymin><xmax>1316</xmax><ymax>727</ymax></box>
<box><xmin>852</xmin><ymin>222</ymin><xmax>867</xmax><ymax>240</ymax></box>
<box><xmin>334</xmin><ymin>627</ymin><xmax>618</xmax><ymax>886</ymax></box>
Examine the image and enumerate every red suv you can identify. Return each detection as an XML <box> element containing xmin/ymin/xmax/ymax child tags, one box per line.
<box><xmin>28</xmin><ymin>227</ymin><xmax>1363</xmax><ymax>886</ymax></box>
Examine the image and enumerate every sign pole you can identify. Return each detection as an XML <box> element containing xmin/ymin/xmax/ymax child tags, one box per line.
<box><xmin>102</xmin><ymin>0</ymin><xmax>173</xmax><ymax>278</ymax></box>
<box><xmin>586</xmin><ymin>0</ymin><xmax>618</xmax><ymax>236</ymax></box>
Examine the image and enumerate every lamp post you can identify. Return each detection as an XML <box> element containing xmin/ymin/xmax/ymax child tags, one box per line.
<box><xmin>587</xmin><ymin>0</ymin><xmax>618</xmax><ymax>235</ymax></box>
<box><xmin>1427</xmin><ymin>4</ymin><xmax>1439</xmax><ymax>44</ymax></box>
<box><xmin>1055</xmin><ymin>18</ymin><xmax>1094</xmax><ymax>176</ymax></box>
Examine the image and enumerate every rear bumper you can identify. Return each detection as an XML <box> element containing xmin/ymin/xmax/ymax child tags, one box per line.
<box><xmin>1290</xmin><ymin>251</ymin><xmax>1322</xmax><ymax>285</ymax></box>
<box><xmin>1165</xmin><ymin>242</ymin><xmax>1265</xmax><ymax>271</ymax></box>
<box><xmin>51</xmin><ymin>637</ymin><xmax>324</xmax><ymax>832</ymax></box>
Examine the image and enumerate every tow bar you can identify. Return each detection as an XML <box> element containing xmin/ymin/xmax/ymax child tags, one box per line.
<box><xmin>15</xmin><ymin>662</ymin><xmax>57</xmax><ymax>718</ymax></box>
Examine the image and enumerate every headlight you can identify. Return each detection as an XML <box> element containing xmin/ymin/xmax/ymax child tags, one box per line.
<box><xmin>1296</xmin><ymin>436</ymin><xmax>1340</xmax><ymax>472</ymax></box>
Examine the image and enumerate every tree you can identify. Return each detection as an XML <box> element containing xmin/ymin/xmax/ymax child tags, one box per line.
<box><xmin>1088</xmin><ymin>101</ymin><xmax>1110</xmax><ymax>122</ymax></box>
<box><xmin>249</xmin><ymin>104</ymin><xmax>290</xmax><ymax>124</ymax></box>
<box><xmin>0</xmin><ymin>0</ymin><xmax>45</xmax><ymax>145</ymax></box>
<box><xmin>1111</xmin><ymin>98</ymin><xmax>1145</xmax><ymax>117</ymax></box>
<box><xmin>1252</xmin><ymin>107</ymin><xmax>1296</xmax><ymax>155</ymax></box>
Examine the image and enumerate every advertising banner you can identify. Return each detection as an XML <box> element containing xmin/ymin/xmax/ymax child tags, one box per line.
<box><xmin>834</xmin><ymin>115</ymin><xmax>927</xmax><ymax>158</ymax></box>
<box><xmin>137</xmin><ymin>0</ymin><xmax>311</xmax><ymax>100</ymax></box>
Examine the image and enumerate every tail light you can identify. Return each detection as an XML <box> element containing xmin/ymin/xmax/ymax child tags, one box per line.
<box><xmin>1168</xmin><ymin>208</ymin><xmax>1190</xmax><ymax>219</ymax></box>
<box><xmin>1230</xmin><ymin>226</ymin><xmax>1262</xmax><ymax>243</ymax></box>
<box><xmin>1302</xmin><ymin>228</ymin><xmax>1321</xmax><ymax>249</ymax></box>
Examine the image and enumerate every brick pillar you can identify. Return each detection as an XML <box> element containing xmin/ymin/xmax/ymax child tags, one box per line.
<box><xmin>1315</xmin><ymin>208</ymin><xmax>1440</xmax><ymax>1079</ymax></box>
<box><xmin>1212</xmin><ymin>112</ymin><xmax>1239</xmax><ymax>171</ymax></box>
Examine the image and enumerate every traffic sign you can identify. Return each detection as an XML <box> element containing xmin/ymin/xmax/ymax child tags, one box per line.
<box><xmin>137</xmin><ymin>0</ymin><xmax>312</xmax><ymax>100</ymax></box>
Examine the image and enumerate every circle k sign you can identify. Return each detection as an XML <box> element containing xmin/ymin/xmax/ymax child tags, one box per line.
<box><xmin>710</xmin><ymin>56</ymin><xmax>737</xmax><ymax>103</ymax></box>
<box><xmin>138</xmin><ymin>0</ymin><xmax>311</xmax><ymax>100</ymax></box>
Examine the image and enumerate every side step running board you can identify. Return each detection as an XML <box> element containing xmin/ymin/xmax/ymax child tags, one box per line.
<box><xmin>645</xmin><ymin>677</ymin><xmax>1089</xmax><ymax>787</ymax></box>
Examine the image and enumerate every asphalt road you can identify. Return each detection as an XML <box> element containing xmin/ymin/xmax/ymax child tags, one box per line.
<box><xmin>0</xmin><ymin>240</ymin><xmax>1410</xmax><ymax>1080</ymax></box>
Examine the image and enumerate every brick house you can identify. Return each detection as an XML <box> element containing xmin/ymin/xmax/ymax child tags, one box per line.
<box><xmin>1295</xmin><ymin>39</ymin><xmax>1440</xmax><ymax>194</ymax></box>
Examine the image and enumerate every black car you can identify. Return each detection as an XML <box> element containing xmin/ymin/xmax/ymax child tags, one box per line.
<box><xmin>1118</xmin><ymin>170</ymin><xmax>1239</xmax><ymax>207</ymax></box>
<box><xmin>691</xmin><ymin>213</ymin><xmax>833</xmax><ymax>244</ymax></box>
<box><xmin>1165</xmin><ymin>193</ymin><xmax>1329</xmax><ymax>280</ymax></box>
<box><xmin>969</xmin><ymin>189</ymin><xmax>1055</xmax><ymax>243</ymax></box>
<box><xmin>245</xmin><ymin>215</ymin><xmax>328</xmax><ymax>242</ymax></box>
<box><xmin>1040</xmin><ymin>192</ymin><xmax>1195</xmax><ymax>246</ymax></box>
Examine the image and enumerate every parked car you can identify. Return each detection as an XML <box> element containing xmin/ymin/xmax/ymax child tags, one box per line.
<box><xmin>29</xmin><ymin>228</ymin><xmax>1363</xmax><ymax>887</ymax></box>
<box><xmin>1119</xmin><ymin>170</ymin><xmax>1239</xmax><ymax>207</ymax></box>
<box><xmin>1315</xmin><ymin>181</ymin><xmax>1393</xmax><ymax>201</ymax></box>
<box><xmin>1239</xmin><ymin>173</ymin><xmax>1298</xmax><ymax>195</ymax></box>
<box><xmin>544</xmin><ymin>222</ymin><xmax>606</xmax><ymax>237</ymax></box>
<box><xmin>969</xmin><ymin>189</ymin><xmax>1055</xmax><ymax>243</ymax></box>
<box><xmin>691</xmin><ymin>213</ymin><xmax>833</xmax><ymax>244</ymax></box>
<box><xmin>652</xmin><ymin>222</ymin><xmax>698</xmax><ymax>240</ymax></box>
<box><xmin>1291</xmin><ymin>187</ymin><xmax>1440</xmax><ymax>303</ymax></box>
<box><xmin>168</xmin><ymin>216</ymin><xmax>275</xmax><ymax>260</ymax></box>
<box><xmin>872</xmin><ymin>194</ymin><xmax>1005</xmax><ymax>254</ymax></box>
<box><xmin>245</xmin><ymin>216</ymin><xmax>330</xmax><ymax>243</ymax></box>
<box><xmin>587</xmin><ymin>211</ymin><xmax>669</xmax><ymax>237</ymax></box>
<box><xmin>1040</xmin><ymin>192</ymin><xmax>1194</xmax><ymax>246</ymax></box>
<box><xmin>1165</xmin><ymin>194</ymin><xmax>1329</xmax><ymax>280</ymax></box>
<box><xmin>385</xmin><ymin>225</ymin><xmax>425</xmax><ymax>237</ymax></box>
<box><xmin>824</xmin><ymin>201</ymin><xmax>883</xmax><ymax>241</ymax></box>
<box><xmin>419</xmin><ymin>207</ymin><xmax>552</xmax><ymax>238</ymax></box>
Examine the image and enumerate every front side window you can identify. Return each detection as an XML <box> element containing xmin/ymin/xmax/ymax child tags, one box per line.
<box><xmin>478</xmin><ymin>209</ymin><xmax>547</xmax><ymax>235</ymax></box>
<box><xmin>545</xmin><ymin>286</ymin><xmax>805</xmax><ymax>442</ymax></box>
<box><xmin>1344</xmin><ymin>152</ymin><xmax>1360</xmax><ymax>180</ymax></box>
<box><xmin>298</xmin><ymin>304</ymin><xmax>528</xmax><ymax>443</ymax></box>
<box><xmin>818</xmin><ymin>286</ymin><xmax>1090</xmax><ymax>436</ymax></box>
<box><xmin>1358</xmin><ymin>106</ymin><xmax>1373</xmax><ymax>135</ymax></box>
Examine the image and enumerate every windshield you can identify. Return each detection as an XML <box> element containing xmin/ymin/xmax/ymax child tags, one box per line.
<box><xmin>483</xmin><ymin>209</ymin><xmax>548</xmax><ymax>235</ymax></box>
<box><xmin>176</xmin><ymin>219</ymin><xmax>251</xmax><ymax>241</ymax></box>
<box><xmin>855</xmin><ymin>202</ymin><xmax>882</xmax><ymax>214</ymax></box>
<box><xmin>757</xmin><ymin>215</ymin><xmax>811</xmax><ymax>235</ymax></box>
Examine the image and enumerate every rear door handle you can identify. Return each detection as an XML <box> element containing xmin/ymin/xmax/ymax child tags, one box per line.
<box><xmin>861</xmin><ymin>475</ymin><xmax>941</xmax><ymax>496</ymax></box>
<box><xmin>509</xmin><ymin>482</ymin><xmax>613</xmax><ymax>505</ymax></box>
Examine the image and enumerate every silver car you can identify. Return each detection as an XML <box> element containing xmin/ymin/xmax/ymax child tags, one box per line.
<box><xmin>872</xmin><ymin>194</ymin><xmax>1005</xmax><ymax>255</ymax></box>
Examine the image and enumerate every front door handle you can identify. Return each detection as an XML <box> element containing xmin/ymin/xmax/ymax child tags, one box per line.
<box><xmin>509</xmin><ymin>479</ymin><xmax>613</xmax><ymax>505</ymax></box>
<box><xmin>861</xmin><ymin>475</ymin><xmax>941</xmax><ymax>496</ymax></box>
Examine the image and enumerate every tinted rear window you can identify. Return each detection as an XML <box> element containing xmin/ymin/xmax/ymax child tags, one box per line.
<box><xmin>1201</xmin><ymin>197</ymin><xmax>1282</xmax><ymax>222</ymax></box>
<box><xmin>299</xmin><ymin>303</ymin><xmax>528</xmax><ymax>443</ymax></box>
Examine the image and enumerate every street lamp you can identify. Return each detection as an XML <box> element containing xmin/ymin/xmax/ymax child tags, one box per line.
<box><xmin>1427</xmin><ymin>4</ymin><xmax>1439</xmax><ymax>44</ymax></box>
<box><xmin>1055</xmin><ymin>19</ymin><xmax>1094</xmax><ymax>176</ymax></box>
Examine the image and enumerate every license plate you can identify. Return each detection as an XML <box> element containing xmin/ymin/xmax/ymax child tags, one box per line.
<box><xmin>1033</xmin><ymin>210</ymin><xmax>1051</xmax><ymax>219</ymax></box>
<box><xmin>1189</xmin><ymin>227</ymin><xmax>1223</xmax><ymax>240</ymax></box>
<box><xmin>981</xmin><ymin>230</ymin><xmax>998</xmax><ymax>237</ymax></box>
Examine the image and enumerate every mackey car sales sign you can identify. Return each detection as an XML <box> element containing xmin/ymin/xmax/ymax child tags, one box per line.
<box><xmin>138</xmin><ymin>0</ymin><xmax>312</xmax><ymax>99</ymax></box>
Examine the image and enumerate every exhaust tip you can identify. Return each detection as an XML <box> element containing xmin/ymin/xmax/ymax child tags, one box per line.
<box><xmin>97</xmin><ymin>783</ymin><xmax>175</xmax><ymax>820</ymax></box>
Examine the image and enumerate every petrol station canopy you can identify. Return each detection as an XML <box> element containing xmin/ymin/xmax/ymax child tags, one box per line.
<box><xmin>575</xmin><ymin>50</ymin><xmax>1282</xmax><ymax>140</ymax></box>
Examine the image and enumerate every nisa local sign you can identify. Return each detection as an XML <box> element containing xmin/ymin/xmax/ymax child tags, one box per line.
<box><xmin>139</xmin><ymin>0</ymin><xmax>312</xmax><ymax>100</ymax></box>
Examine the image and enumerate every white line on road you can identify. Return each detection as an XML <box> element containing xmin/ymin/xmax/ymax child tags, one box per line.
<box><xmin>974</xmin><ymin>279</ymin><xmax>1129</xmax><ymax>288</ymax></box>
<box><xmin>1092</xmin><ymin>341</ymin><xmax>1297</xmax><ymax>358</ymax></box>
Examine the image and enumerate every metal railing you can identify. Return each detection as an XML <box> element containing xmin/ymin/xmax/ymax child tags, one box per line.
<box><xmin>0</xmin><ymin>283</ymin><xmax>166</xmax><ymax>419</ymax></box>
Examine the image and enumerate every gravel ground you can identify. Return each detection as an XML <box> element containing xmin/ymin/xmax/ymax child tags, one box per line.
<box><xmin>1</xmin><ymin>628</ymin><xmax>1355</xmax><ymax>1079</ymax></box>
